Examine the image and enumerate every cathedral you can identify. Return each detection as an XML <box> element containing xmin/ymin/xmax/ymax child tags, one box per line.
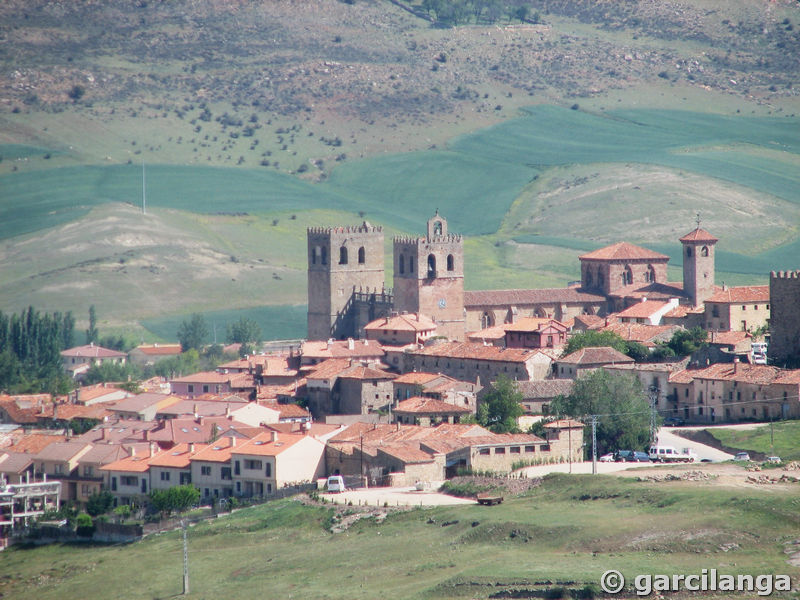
<box><xmin>307</xmin><ymin>212</ymin><xmax>718</xmax><ymax>342</ymax></box>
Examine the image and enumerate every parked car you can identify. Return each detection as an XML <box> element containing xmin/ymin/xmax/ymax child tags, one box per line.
<box><xmin>648</xmin><ymin>445</ymin><xmax>697</xmax><ymax>463</ymax></box>
<box><xmin>733</xmin><ymin>452</ymin><xmax>751</xmax><ymax>462</ymax></box>
<box><xmin>599</xmin><ymin>453</ymin><xmax>615</xmax><ymax>462</ymax></box>
<box><xmin>614</xmin><ymin>450</ymin><xmax>635</xmax><ymax>462</ymax></box>
<box><xmin>766</xmin><ymin>456</ymin><xmax>781</xmax><ymax>464</ymax></box>
<box><xmin>663</xmin><ymin>416</ymin><xmax>685</xmax><ymax>426</ymax></box>
<box><xmin>326</xmin><ymin>475</ymin><xmax>346</xmax><ymax>493</ymax></box>
<box><xmin>630</xmin><ymin>451</ymin><xmax>652</xmax><ymax>462</ymax></box>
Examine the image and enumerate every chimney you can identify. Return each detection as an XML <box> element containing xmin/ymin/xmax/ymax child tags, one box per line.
<box><xmin>270</xmin><ymin>430</ymin><xmax>278</xmax><ymax>442</ymax></box>
<box><xmin>130</xmin><ymin>446</ymin><xmax>136</xmax><ymax>458</ymax></box>
<box><xmin>102</xmin><ymin>426</ymin><xmax>107</xmax><ymax>441</ymax></box>
<box><xmin>193</xmin><ymin>403</ymin><xmax>198</xmax><ymax>418</ymax></box>
<box><xmin>189</xmin><ymin>443</ymin><xmax>195</xmax><ymax>453</ymax></box>
<box><xmin>347</xmin><ymin>338</ymin><xmax>355</xmax><ymax>350</ymax></box>
<box><xmin>198</xmin><ymin>415</ymin><xmax>205</xmax><ymax>426</ymax></box>
<box><xmin>144</xmin><ymin>429</ymin><xmax>150</xmax><ymax>441</ymax></box>
<box><xmin>225</xmin><ymin>404</ymin><xmax>231</xmax><ymax>418</ymax></box>
<box><xmin>733</xmin><ymin>356</ymin><xmax>739</xmax><ymax>374</ymax></box>
<box><xmin>150</xmin><ymin>442</ymin><xmax>156</xmax><ymax>457</ymax></box>
<box><xmin>229</xmin><ymin>435</ymin><xmax>236</xmax><ymax>447</ymax></box>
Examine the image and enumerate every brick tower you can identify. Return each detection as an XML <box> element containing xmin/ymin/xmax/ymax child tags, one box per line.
<box><xmin>393</xmin><ymin>212</ymin><xmax>465</xmax><ymax>340</ymax></box>
<box><xmin>307</xmin><ymin>222</ymin><xmax>385</xmax><ymax>340</ymax></box>
<box><xmin>680</xmin><ymin>220</ymin><xmax>718</xmax><ymax>307</ymax></box>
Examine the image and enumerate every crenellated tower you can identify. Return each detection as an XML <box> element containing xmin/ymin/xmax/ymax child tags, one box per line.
<box><xmin>769</xmin><ymin>270</ymin><xmax>800</xmax><ymax>366</ymax></box>
<box><xmin>307</xmin><ymin>222</ymin><xmax>385</xmax><ymax>340</ymax></box>
<box><xmin>393</xmin><ymin>212</ymin><xmax>465</xmax><ymax>340</ymax></box>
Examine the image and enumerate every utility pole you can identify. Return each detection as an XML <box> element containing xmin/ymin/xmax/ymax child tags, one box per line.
<box><xmin>182</xmin><ymin>519</ymin><xmax>189</xmax><ymax>595</ymax></box>
<box><xmin>591</xmin><ymin>415</ymin><xmax>598</xmax><ymax>475</ymax></box>
<box><xmin>142</xmin><ymin>161</ymin><xmax>146</xmax><ymax>215</ymax></box>
<box><xmin>648</xmin><ymin>385</ymin><xmax>660</xmax><ymax>444</ymax></box>
<box><xmin>568</xmin><ymin>421</ymin><xmax>572</xmax><ymax>474</ymax></box>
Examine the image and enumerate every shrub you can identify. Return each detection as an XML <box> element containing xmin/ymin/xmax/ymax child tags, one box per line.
<box><xmin>76</xmin><ymin>513</ymin><xmax>95</xmax><ymax>537</ymax></box>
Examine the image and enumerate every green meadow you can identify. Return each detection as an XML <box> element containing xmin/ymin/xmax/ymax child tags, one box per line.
<box><xmin>1</xmin><ymin>474</ymin><xmax>798</xmax><ymax>599</ymax></box>
<box><xmin>1</xmin><ymin>107</ymin><xmax>798</xmax><ymax>338</ymax></box>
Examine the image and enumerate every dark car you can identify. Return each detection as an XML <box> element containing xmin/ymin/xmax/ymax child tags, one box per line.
<box><xmin>614</xmin><ymin>450</ymin><xmax>634</xmax><ymax>462</ymax></box>
<box><xmin>663</xmin><ymin>417</ymin><xmax>685</xmax><ymax>426</ymax></box>
<box><xmin>630</xmin><ymin>451</ymin><xmax>652</xmax><ymax>462</ymax></box>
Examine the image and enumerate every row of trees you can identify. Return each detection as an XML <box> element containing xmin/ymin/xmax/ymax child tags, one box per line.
<box><xmin>564</xmin><ymin>327</ymin><xmax>709</xmax><ymax>363</ymax></box>
<box><xmin>418</xmin><ymin>0</ymin><xmax>539</xmax><ymax>26</ymax></box>
<box><xmin>177</xmin><ymin>314</ymin><xmax>262</xmax><ymax>357</ymax></box>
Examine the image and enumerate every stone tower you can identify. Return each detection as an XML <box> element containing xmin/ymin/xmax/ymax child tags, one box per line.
<box><xmin>393</xmin><ymin>212</ymin><xmax>465</xmax><ymax>340</ymax></box>
<box><xmin>680</xmin><ymin>223</ymin><xmax>718</xmax><ymax>307</ymax></box>
<box><xmin>769</xmin><ymin>270</ymin><xmax>800</xmax><ymax>366</ymax></box>
<box><xmin>307</xmin><ymin>222</ymin><xmax>385</xmax><ymax>341</ymax></box>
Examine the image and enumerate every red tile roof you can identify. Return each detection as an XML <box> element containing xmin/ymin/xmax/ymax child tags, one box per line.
<box><xmin>579</xmin><ymin>242</ymin><xmax>669</xmax><ymax>261</ymax></box>
<box><xmin>616</xmin><ymin>300</ymin><xmax>672</xmax><ymax>319</ymax></box>
<box><xmin>394</xmin><ymin>397</ymin><xmax>471</xmax><ymax>415</ymax></box>
<box><xmin>301</xmin><ymin>339</ymin><xmax>385</xmax><ymax>359</ymax></box>
<box><xmin>544</xmin><ymin>419</ymin><xmax>585</xmax><ymax>429</ymax></box>
<box><xmin>133</xmin><ymin>344</ymin><xmax>182</xmax><ymax>356</ymax></box>
<box><xmin>365</xmin><ymin>313</ymin><xmax>437</xmax><ymax>332</ymax></box>
<box><xmin>708</xmin><ymin>331</ymin><xmax>752</xmax><ymax>346</ymax></box>
<box><xmin>689</xmin><ymin>362</ymin><xmax>780</xmax><ymax>385</ymax></box>
<box><xmin>232</xmin><ymin>431</ymin><xmax>306</xmax><ymax>456</ymax></box>
<box><xmin>148</xmin><ymin>443</ymin><xmax>206</xmax><ymax>468</ymax></box>
<box><xmin>464</xmin><ymin>287</ymin><xmax>605</xmax><ymax>307</ymax></box>
<box><xmin>599</xmin><ymin>322</ymin><xmax>677</xmax><ymax>345</ymax></box>
<box><xmin>6</xmin><ymin>433</ymin><xmax>66</xmax><ymax>454</ymax></box>
<box><xmin>504</xmin><ymin>317</ymin><xmax>568</xmax><ymax>332</ymax></box>
<box><xmin>409</xmin><ymin>342</ymin><xmax>546</xmax><ymax>363</ymax></box>
<box><xmin>60</xmin><ymin>344</ymin><xmax>127</xmax><ymax>359</ymax></box>
<box><xmin>190</xmin><ymin>436</ymin><xmax>239</xmax><ymax>463</ymax></box>
<box><xmin>558</xmin><ymin>346</ymin><xmax>634</xmax><ymax>365</ymax></box>
<box><xmin>393</xmin><ymin>372</ymin><xmax>443</xmax><ymax>385</ymax></box>
<box><xmin>679</xmin><ymin>228</ymin><xmax>718</xmax><ymax>243</ymax></box>
<box><xmin>705</xmin><ymin>286</ymin><xmax>770</xmax><ymax>304</ymax></box>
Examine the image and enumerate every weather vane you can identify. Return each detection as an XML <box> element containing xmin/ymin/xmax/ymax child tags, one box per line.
<box><xmin>695</xmin><ymin>212</ymin><xmax>701</xmax><ymax>229</ymax></box>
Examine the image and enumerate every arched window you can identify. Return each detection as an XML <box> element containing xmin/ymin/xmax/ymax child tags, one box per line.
<box><xmin>321</xmin><ymin>246</ymin><xmax>327</xmax><ymax>265</ymax></box>
<box><xmin>645</xmin><ymin>265</ymin><xmax>656</xmax><ymax>283</ymax></box>
<box><xmin>339</xmin><ymin>246</ymin><xmax>348</xmax><ymax>265</ymax></box>
<box><xmin>686</xmin><ymin>247</ymin><xmax>693</xmax><ymax>258</ymax></box>
<box><xmin>624</xmin><ymin>265</ymin><xmax>633</xmax><ymax>285</ymax></box>
<box><xmin>409</xmin><ymin>258</ymin><xmax>414</xmax><ymax>273</ymax></box>
<box><xmin>447</xmin><ymin>254</ymin><xmax>454</xmax><ymax>271</ymax></box>
<box><xmin>433</xmin><ymin>221</ymin><xmax>442</xmax><ymax>236</ymax></box>
<box><xmin>358</xmin><ymin>247</ymin><xmax>365</xmax><ymax>264</ymax></box>
<box><xmin>481</xmin><ymin>312</ymin><xmax>494</xmax><ymax>329</ymax></box>
<box><xmin>427</xmin><ymin>254</ymin><xmax>437</xmax><ymax>278</ymax></box>
<box><xmin>701</xmin><ymin>246</ymin><xmax>709</xmax><ymax>257</ymax></box>
<box><xmin>312</xmin><ymin>246</ymin><xmax>319</xmax><ymax>265</ymax></box>
<box><xmin>399</xmin><ymin>254</ymin><xmax>405</xmax><ymax>275</ymax></box>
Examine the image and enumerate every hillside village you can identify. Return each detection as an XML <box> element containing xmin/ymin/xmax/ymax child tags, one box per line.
<box><xmin>1</xmin><ymin>211</ymin><xmax>799</xmax><ymax>547</ymax></box>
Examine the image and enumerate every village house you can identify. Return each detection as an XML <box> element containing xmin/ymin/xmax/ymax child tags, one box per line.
<box><xmin>363</xmin><ymin>312</ymin><xmax>437</xmax><ymax>346</ymax></box>
<box><xmin>392</xmin><ymin>371</ymin><xmax>479</xmax><ymax>412</ymax></box>
<box><xmin>703</xmin><ymin>285</ymin><xmax>770</xmax><ymax>333</ymax></box>
<box><xmin>148</xmin><ymin>442</ymin><xmax>199</xmax><ymax>490</ymax></box>
<box><xmin>128</xmin><ymin>343</ymin><xmax>182</xmax><ymax>367</ymax></box>
<box><xmin>305</xmin><ymin>359</ymin><xmax>397</xmax><ymax>418</ymax></box>
<box><xmin>190</xmin><ymin>436</ymin><xmax>237</xmax><ymax>500</ymax></box>
<box><xmin>100</xmin><ymin>448</ymin><xmax>153</xmax><ymax>506</ymax></box>
<box><xmin>511</xmin><ymin>379</ymin><xmax>575</xmax><ymax>417</ymax></box>
<box><xmin>299</xmin><ymin>338</ymin><xmax>385</xmax><ymax>366</ymax></box>
<box><xmin>392</xmin><ymin>397</ymin><xmax>471</xmax><ymax>426</ymax></box>
<box><xmin>0</xmin><ymin>452</ymin><xmax>36</xmax><ymax>484</ymax></box>
<box><xmin>403</xmin><ymin>341</ymin><xmax>557</xmax><ymax>383</ymax></box>
<box><xmin>71</xmin><ymin>383</ymin><xmax>129</xmax><ymax>406</ymax></box>
<box><xmin>106</xmin><ymin>393</ymin><xmax>182</xmax><ymax>421</ymax></box>
<box><xmin>614</xmin><ymin>298</ymin><xmax>680</xmax><ymax>325</ymax></box>
<box><xmin>217</xmin><ymin>354</ymin><xmax>300</xmax><ymax>386</ymax></box>
<box><xmin>555</xmin><ymin>346</ymin><xmax>634</xmax><ymax>379</ymax></box>
<box><xmin>169</xmin><ymin>371</ymin><xmax>257</xmax><ymax>399</ymax></box>
<box><xmin>32</xmin><ymin>441</ymin><xmax>93</xmax><ymax>505</ymax></box>
<box><xmin>231</xmin><ymin>431</ymin><xmax>325</xmax><ymax>497</ymax></box>
<box><xmin>60</xmin><ymin>343</ymin><xmax>127</xmax><ymax>379</ymax></box>
<box><xmin>502</xmin><ymin>317</ymin><xmax>569</xmax><ymax>350</ymax></box>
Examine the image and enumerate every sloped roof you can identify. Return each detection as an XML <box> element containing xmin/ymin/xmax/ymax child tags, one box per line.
<box><xmin>132</xmin><ymin>344</ymin><xmax>182</xmax><ymax>356</ymax></box>
<box><xmin>394</xmin><ymin>397</ymin><xmax>471</xmax><ymax>415</ymax></box>
<box><xmin>705</xmin><ymin>286</ymin><xmax>770</xmax><ymax>304</ymax></box>
<box><xmin>504</xmin><ymin>317</ymin><xmax>568</xmax><ymax>333</ymax></box>
<box><xmin>301</xmin><ymin>339</ymin><xmax>385</xmax><ymax>359</ymax></box>
<box><xmin>558</xmin><ymin>346</ymin><xmax>634</xmax><ymax>365</ymax></box>
<box><xmin>679</xmin><ymin>228</ymin><xmax>718</xmax><ymax>243</ymax></box>
<box><xmin>6</xmin><ymin>433</ymin><xmax>66</xmax><ymax>454</ymax></box>
<box><xmin>61</xmin><ymin>344</ymin><xmax>127</xmax><ymax>359</ymax></box>
<box><xmin>364</xmin><ymin>313</ymin><xmax>437</xmax><ymax>332</ymax></box>
<box><xmin>232</xmin><ymin>432</ymin><xmax>307</xmax><ymax>456</ymax></box>
<box><xmin>464</xmin><ymin>287</ymin><xmax>605</xmax><ymax>307</ymax></box>
<box><xmin>513</xmin><ymin>379</ymin><xmax>574</xmax><ymax>400</ymax></box>
<box><xmin>35</xmin><ymin>441</ymin><xmax>92</xmax><ymax>462</ymax></box>
<box><xmin>409</xmin><ymin>342</ymin><xmax>546</xmax><ymax>363</ymax></box>
<box><xmin>616</xmin><ymin>300</ymin><xmax>672</xmax><ymax>319</ymax></box>
<box><xmin>392</xmin><ymin>372</ymin><xmax>443</xmax><ymax>385</ymax></box>
<box><xmin>579</xmin><ymin>242</ymin><xmax>669</xmax><ymax>261</ymax></box>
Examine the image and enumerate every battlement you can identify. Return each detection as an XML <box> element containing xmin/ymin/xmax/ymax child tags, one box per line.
<box><xmin>393</xmin><ymin>234</ymin><xmax>463</xmax><ymax>244</ymax></box>
<box><xmin>307</xmin><ymin>223</ymin><xmax>383</xmax><ymax>235</ymax></box>
<box><xmin>771</xmin><ymin>270</ymin><xmax>800</xmax><ymax>279</ymax></box>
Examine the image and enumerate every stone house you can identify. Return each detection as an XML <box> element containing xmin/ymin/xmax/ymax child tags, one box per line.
<box><xmin>60</xmin><ymin>344</ymin><xmax>127</xmax><ymax>379</ymax></box>
<box><xmin>555</xmin><ymin>346</ymin><xmax>634</xmax><ymax>379</ymax></box>
<box><xmin>503</xmin><ymin>317</ymin><xmax>569</xmax><ymax>350</ymax></box>
<box><xmin>363</xmin><ymin>312</ymin><xmax>437</xmax><ymax>346</ymax></box>
<box><xmin>392</xmin><ymin>397</ymin><xmax>471</xmax><ymax>426</ymax></box>
<box><xmin>305</xmin><ymin>359</ymin><xmax>396</xmax><ymax>418</ymax></box>
<box><xmin>703</xmin><ymin>285</ymin><xmax>770</xmax><ymax>333</ymax></box>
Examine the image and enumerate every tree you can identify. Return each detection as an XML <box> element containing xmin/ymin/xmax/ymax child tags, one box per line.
<box><xmin>476</xmin><ymin>374</ymin><xmax>524</xmax><ymax>433</ymax></box>
<box><xmin>85</xmin><ymin>305</ymin><xmax>98</xmax><ymax>345</ymax></box>
<box><xmin>150</xmin><ymin>485</ymin><xmax>201</xmax><ymax>516</ymax></box>
<box><xmin>86</xmin><ymin>490</ymin><xmax>114</xmax><ymax>516</ymax></box>
<box><xmin>226</xmin><ymin>317</ymin><xmax>261</xmax><ymax>347</ymax></box>
<box><xmin>564</xmin><ymin>330</ymin><xmax>629</xmax><ymax>356</ymax></box>
<box><xmin>68</xmin><ymin>85</ymin><xmax>85</xmax><ymax>101</ymax></box>
<box><xmin>549</xmin><ymin>370</ymin><xmax>651</xmax><ymax>456</ymax></box>
<box><xmin>177</xmin><ymin>314</ymin><xmax>208</xmax><ymax>352</ymax></box>
<box><xmin>664</xmin><ymin>327</ymin><xmax>708</xmax><ymax>356</ymax></box>
<box><xmin>513</xmin><ymin>5</ymin><xmax>529</xmax><ymax>22</ymax></box>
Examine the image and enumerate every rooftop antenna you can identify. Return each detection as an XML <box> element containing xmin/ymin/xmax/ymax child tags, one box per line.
<box><xmin>142</xmin><ymin>161</ymin><xmax>147</xmax><ymax>215</ymax></box>
<box><xmin>695</xmin><ymin>212</ymin><xmax>701</xmax><ymax>229</ymax></box>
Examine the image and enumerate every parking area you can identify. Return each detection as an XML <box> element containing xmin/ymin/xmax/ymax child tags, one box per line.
<box><xmin>320</xmin><ymin>485</ymin><xmax>475</xmax><ymax>507</ymax></box>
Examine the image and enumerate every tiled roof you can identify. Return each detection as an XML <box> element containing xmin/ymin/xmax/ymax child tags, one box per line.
<box><xmin>513</xmin><ymin>379</ymin><xmax>574</xmax><ymax>400</ymax></box>
<box><xmin>364</xmin><ymin>313</ymin><xmax>437</xmax><ymax>332</ymax></box>
<box><xmin>543</xmin><ymin>419</ymin><xmax>585</xmax><ymax>429</ymax></box>
<box><xmin>668</xmin><ymin>370</ymin><xmax>695</xmax><ymax>384</ymax></box>
<box><xmin>394</xmin><ymin>397</ymin><xmax>471</xmax><ymax>414</ymax></box>
<box><xmin>688</xmin><ymin>362</ymin><xmax>781</xmax><ymax>385</ymax></box>
<box><xmin>0</xmin><ymin>452</ymin><xmax>34</xmax><ymax>473</ymax></box>
<box><xmin>77</xmin><ymin>419</ymin><xmax>160</xmax><ymax>444</ymax></box>
<box><xmin>464</xmin><ymin>287</ymin><xmax>605</xmax><ymax>307</ymax></box>
<box><xmin>558</xmin><ymin>346</ymin><xmax>634</xmax><ymax>365</ymax></box>
<box><xmin>0</xmin><ymin>394</ymin><xmax>54</xmax><ymax>424</ymax></box>
<box><xmin>7</xmin><ymin>433</ymin><xmax>66</xmax><ymax>454</ymax></box>
<box><xmin>409</xmin><ymin>342</ymin><xmax>545</xmax><ymax>363</ymax></box>
<box><xmin>276</xmin><ymin>403</ymin><xmax>311</xmax><ymax>419</ymax></box>
<box><xmin>679</xmin><ymin>228</ymin><xmax>718</xmax><ymax>243</ymax></box>
<box><xmin>705</xmin><ymin>286</ymin><xmax>770</xmax><ymax>304</ymax></box>
<box><xmin>156</xmin><ymin>399</ymin><xmax>247</xmax><ymax>418</ymax></box>
<box><xmin>190</xmin><ymin>437</ymin><xmax>239</xmax><ymax>463</ymax></box>
<box><xmin>147</xmin><ymin>416</ymin><xmax>254</xmax><ymax>444</ymax></box>
<box><xmin>708</xmin><ymin>331</ymin><xmax>752</xmax><ymax>346</ymax></box>
<box><xmin>393</xmin><ymin>372</ymin><xmax>442</xmax><ymax>385</ymax></box>
<box><xmin>579</xmin><ymin>242</ymin><xmax>669</xmax><ymax>261</ymax></box>
<box><xmin>149</xmin><ymin>443</ymin><xmax>205</xmax><ymax>468</ymax></box>
<box><xmin>232</xmin><ymin>432</ymin><xmax>306</xmax><ymax>456</ymax></box>
<box><xmin>773</xmin><ymin>370</ymin><xmax>800</xmax><ymax>385</ymax></box>
<box><xmin>306</xmin><ymin>359</ymin><xmax>353</xmax><ymax>380</ymax></box>
<box><xmin>109</xmin><ymin>393</ymin><xmax>182</xmax><ymax>414</ymax></box>
<box><xmin>377</xmin><ymin>442</ymin><xmax>438</xmax><ymax>464</ymax></box>
<box><xmin>133</xmin><ymin>344</ymin><xmax>182</xmax><ymax>356</ymax></box>
<box><xmin>301</xmin><ymin>339</ymin><xmax>386</xmax><ymax>359</ymax></box>
<box><xmin>100</xmin><ymin>452</ymin><xmax>153</xmax><ymax>473</ymax></box>
<box><xmin>504</xmin><ymin>317</ymin><xmax>568</xmax><ymax>332</ymax></box>
<box><xmin>34</xmin><ymin>441</ymin><xmax>92</xmax><ymax>462</ymax></box>
<box><xmin>466</xmin><ymin>324</ymin><xmax>509</xmax><ymax>341</ymax></box>
<box><xmin>60</xmin><ymin>344</ymin><xmax>127</xmax><ymax>359</ymax></box>
<box><xmin>338</xmin><ymin>364</ymin><xmax>397</xmax><ymax>381</ymax></box>
<box><xmin>170</xmin><ymin>371</ymin><xmax>255</xmax><ymax>386</ymax></box>
<box><xmin>599</xmin><ymin>322</ymin><xmax>678</xmax><ymax>344</ymax></box>
<box><xmin>75</xmin><ymin>384</ymin><xmax>127</xmax><ymax>403</ymax></box>
<box><xmin>572</xmin><ymin>314</ymin><xmax>607</xmax><ymax>329</ymax></box>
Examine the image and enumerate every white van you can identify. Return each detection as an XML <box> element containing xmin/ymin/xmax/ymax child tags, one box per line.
<box><xmin>326</xmin><ymin>475</ymin><xmax>346</xmax><ymax>493</ymax></box>
<box><xmin>649</xmin><ymin>445</ymin><xmax>697</xmax><ymax>463</ymax></box>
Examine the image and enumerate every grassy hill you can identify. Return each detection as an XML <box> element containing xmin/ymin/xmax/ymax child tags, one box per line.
<box><xmin>0</xmin><ymin>0</ymin><xmax>798</xmax><ymax>340</ymax></box>
<box><xmin>1</xmin><ymin>474</ymin><xmax>798</xmax><ymax>599</ymax></box>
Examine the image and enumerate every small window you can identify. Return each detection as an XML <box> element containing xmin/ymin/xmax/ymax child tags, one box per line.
<box><xmin>495</xmin><ymin>447</ymin><xmax>506</xmax><ymax>454</ymax></box>
<box><xmin>358</xmin><ymin>246</ymin><xmax>365</xmax><ymax>264</ymax></box>
<box><xmin>524</xmin><ymin>446</ymin><xmax>535</xmax><ymax>453</ymax></box>
<box><xmin>479</xmin><ymin>448</ymin><xmax>490</xmax><ymax>455</ymax></box>
<box><xmin>201</xmin><ymin>466</ymin><xmax>212</xmax><ymax>476</ymax></box>
<box><xmin>321</xmin><ymin>246</ymin><xmax>327</xmax><ymax>265</ymax></box>
<box><xmin>339</xmin><ymin>246</ymin><xmax>348</xmax><ymax>265</ymax></box>
<box><xmin>686</xmin><ymin>247</ymin><xmax>692</xmax><ymax>257</ymax></box>
<box><xmin>399</xmin><ymin>254</ymin><xmax>405</xmax><ymax>274</ymax></box>
<box><xmin>447</xmin><ymin>254</ymin><xmax>454</xmax><ymax>271</ymax></box>
<box><xmin>510</xmin><ymin>447</ymin><xmax>521</xmax><ymax>454</ymax></box>
<box><xmin>701</xmin><ymin>246</ymin><xmax>709</xmax><ymax>257</ymax></box>
<box><xmin>161</xmin><ymin>471</ymin><xmax>170</xmax><ymax>481</ymax></box>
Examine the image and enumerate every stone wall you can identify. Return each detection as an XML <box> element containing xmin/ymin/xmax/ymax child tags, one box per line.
<box><xmin>769</xmin><ymin>271</ymin><xmax>800</xmax><ymax>366</ymax></box>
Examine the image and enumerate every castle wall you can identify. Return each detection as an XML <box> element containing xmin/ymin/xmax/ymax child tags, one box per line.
<box><xmin>769</xmin><ymin>270</ymin><xmax>800</xmax><ymax>366</ymax></box>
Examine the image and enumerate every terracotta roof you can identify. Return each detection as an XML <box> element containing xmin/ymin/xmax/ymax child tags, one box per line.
<box><xmin>708</xmin><ymin>331</ymin><xmax>752</xmax><ymax>346</ymax></box>
<box><xmin>409</xmin><ymin>342</ymin><xmax>546</xmax><ymax>363</ymax></box>
<box><xmin>466</xmin><ymin>324</ymin><xmax>509</xmax><ymax>341</ymax></box>
<box><xmin>301</xmin><ymin>339</ymin><xmax>385</xmax><ymax>359</ymax></box>
<box><xmin>148</xmin><ymin>443</ymin><xmax>205</xmax><ymax>468</ymax></box>
<box><xmin>599</xmin><ymin>322</ymin><xmax>678</xmax><ymax>345</ymax></box>
<box><xmin>679</xmin><ymin>228</ymin><xmax>718</xmax><ymax>243</ymax></box>
<box><xmin>306</xmin><ymin>359</ymin><xmax>353</xmax><ymax>380</ymax></box>
<box><xmin>77</xmin><ymin>419</ymin><xmax>160</xmax><ymax>444</ymax></box>
<box><xmin>110</xmin><ymin>393</ymin><xmax>182</xmax><ymax>414</ymax></box>
<box><xmin>572</xmin><ymin>314</ymin><xmax>607</xmax><ymax>329</ymax></box>
<box><xmin>156</xmin><ymin>399</ymin><xmax>247</xmax><ymax>418</ymax></box>
<box><xmin>579</xmin><ymin>242</ymin><xmax>669</xmax><ymax>261</ymax></box>
<box><xmin>464</xmin><ymin>287</ymin><xmax>605</xmax><ymax>307</ymax></box>
<box><xmin>190</xmin><ymin>436</ymin><xmax>239</xmax><ymax>463</ymax></box>
<box><xmin>662</xmin><ymin>304</ymin><xmax>695</xmax><ymax>318</ymax></box>
<box><xmin>394</xmin><ymin>397</ymin><xmax>471</xmax><ymax>414</ymax></box>
<box><xmin>7</xmin><ymin>433</ymin><xmax>66</xmax><ymax>454</ymax></box>
<box><xmin>504</xmin><ymin>317</ymin><xmax>568</xmax><ymax>333</ymax></box>
<box><xmin>170</xmin><ymin>371</ymin><xmax>255</xmax><ymax>386</ymax></box>
<box><xmin>705</xmin><ymin>286</ymin><xmax>770</xmax><ymax>304</ymax></box>
<box><xmin>276</xmin><ymin>403</ymin><xmax>311</xmax><ymax>419</ymax></box>
<box><xmin>689</xmin><ymin>362</ymin><xmax>781</xmax><ymax>385</ymax></box>
<box><xmin>147</xmin><ymin>416</ymin><xmax>254</xmax><ymax>444</ymax></box>
<box><xmin>75</xmin><ymin>384</ymin><xmax>127</xmax><ymax>403</ymax></box>
<box><xmin>558</xmin><ymin>346</ymin><xmax>634</xmax><ymax>365</ymax></box>
<box><xmin>60</xmin><ymin>344</ymin><xmax>127</xmax><ymax>359</ymax></box>
<box><xmin>773</xmin><ymin>370</ymin><xmax>800</xmax><ymax>385</ymax></box>
<box><xmin>51</xmin><ymin>403</ymin><xmax>113</xmax><ymax>422</ymax></box>
<box><xmin>468</xmin><ymin>433</ymin><xmax>546</xmax><ymax>446</ymax></box>
<box><xmin>218</xmin><ymin>354</ymin><xmax>298</xmax><ymax>378</ymax></box>
<box><xmin>0</xmin><ymin>451</ymin><xmax>34</xmax><ymax>474</ymax></box>
<box><xmin>364</xmin><ymin>313</ymin><xmax>437</xmax><ymax>332</ymax></box>
<box><xmin>668</xmin><ymin>370</ymin><xmax>695</xmax><ymax>384</ymax></box>
<box><xmin>100</xmin><ymin>452</ymin><xmax>153</xmax><ymax>473</ymax></box>
<box><xmin>232</xmin><ymin>431</ymin><xmax>306</xmax><ymax>456</ymax></box>
<box><xmin>513</xmin><ymin>380</ymin><xmax>574</xmax><ymax>400</ymax></box>
<box><xmin>0</xmin><ymin>394</ymin><xmax>54</xmax><ymax>424</ymax></box>
<box><xmin>392</xmin><ymin>372</ymin><xmax>442</xmax><ymax>385</ymax></box>
<box><xmin>78</xmin><ymin>444</ymin><xmax>132</xmax><ymax>466</ymax></box>
<box><xmin>338</xmin><ymin>364</ymin><xmax>397</xmax><ymax>381</ymax></box>
<box><xmin>34</xmin><ymin>441</ymin><xmax>93</xmax><ymax>462</ymax></box>
<box><xmin>132</xmin><ymin>344</ymin><xmax>182</xmax><ymax>356</ymax></box>
<box><xmin>377</xmin><ymin>442</ymin><xmax>438</xmax><ymax>464</ymax></box>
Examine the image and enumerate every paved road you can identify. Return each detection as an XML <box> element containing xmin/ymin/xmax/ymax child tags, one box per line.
<box><xmin>320</xmin><ymin>485</ymin><xmax>475</xmax><ymax>507</ymax></box>
<box><xmin>656</xmin><ymin>426</ymin><xmax>734</xmax><ymax>462</ymax></box>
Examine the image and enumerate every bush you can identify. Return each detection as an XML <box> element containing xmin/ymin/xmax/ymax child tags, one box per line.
<box><xmin>76</xmin><ymin>513</ymin><xmax>95</xmax><ymax>537</ymax></box>
<box><xmin>86</xmin><ymin>490</ymin><xmax>114</xmax><ymax>516</ymax></box>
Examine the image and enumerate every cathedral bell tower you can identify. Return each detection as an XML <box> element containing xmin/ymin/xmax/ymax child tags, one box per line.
<box><xmin>680</xmin><ymin>215</ymin><xmax>718</xmax><ymax>308</ymax></box>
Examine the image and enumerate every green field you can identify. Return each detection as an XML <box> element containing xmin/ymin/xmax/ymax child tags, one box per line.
<box><xmin>707</xmin><ymin>422</ymin><xmax>800</xmax><ymax>462</ymax></box>
<box><xmin>1</xmin><ymin>474</ymin><xmax>798</xmax><ymax>599</ymax></box>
